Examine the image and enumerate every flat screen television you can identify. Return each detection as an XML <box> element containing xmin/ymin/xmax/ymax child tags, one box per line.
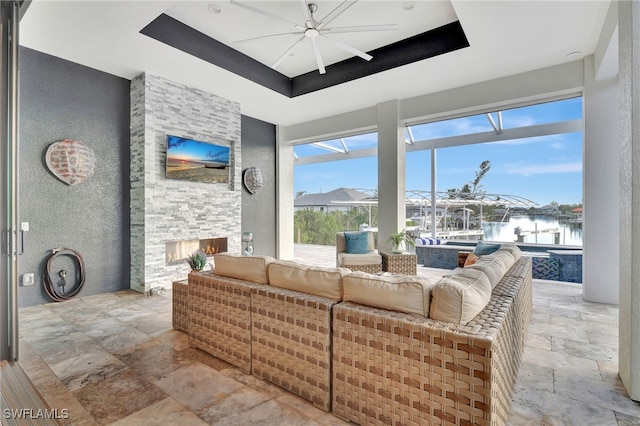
<box><xmin>166</xmin><ymin>135</ymin><xmax>230</xmax><ymax>184</ymax></box>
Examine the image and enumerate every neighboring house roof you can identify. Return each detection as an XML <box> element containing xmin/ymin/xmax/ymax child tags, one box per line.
<box><xmin>294</xmin><ymin>187</ymin><xmax>371</xmax><ymax>208</ymax></box>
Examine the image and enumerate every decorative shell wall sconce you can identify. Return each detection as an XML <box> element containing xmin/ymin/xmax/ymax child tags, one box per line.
<box><xmin>45</xmin><ymin>139</ymin><xmax>96</xmax><ymax>186</ymax></box>
<box><xmin>243</xmin><ymin>166</ymin><xmax>264</xmax><ymax>195</ymax></box>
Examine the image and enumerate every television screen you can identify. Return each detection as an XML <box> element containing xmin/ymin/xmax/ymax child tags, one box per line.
<box><xmin>166</xmin><ymin>135</ymin><xmax>230</xmax><ymax>184</ymax></box>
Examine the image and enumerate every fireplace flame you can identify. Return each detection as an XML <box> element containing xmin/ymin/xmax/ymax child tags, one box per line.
<box><xmin>165</xmin><ymin>238</ymin><xmax>228</xmax><ymax>265</ymax></box>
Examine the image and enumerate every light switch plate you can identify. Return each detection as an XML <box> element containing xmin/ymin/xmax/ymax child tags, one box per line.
<box><xmin>22</xmin><ymin>273</ymin><xmax>35</xmax><ymax>286</ymax></box>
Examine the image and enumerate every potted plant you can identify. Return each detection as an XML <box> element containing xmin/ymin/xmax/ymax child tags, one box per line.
<box><xmin>186</xmin><ymin>249</ymin><xmax>207</xmax><ymax>272</ymax></box>
<box><xmin>387</xmin><ymin>229</ymin><xmax>415</xmax><ymax>254</ymax></box>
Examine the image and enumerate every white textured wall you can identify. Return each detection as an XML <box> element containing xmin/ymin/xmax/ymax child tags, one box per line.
<box><xmin>618</xmin><ymin>0</ymin><xmax>640</xmax><ymax>402</ymax></box>
<box><xmin>276</xmin><ymin>127</ymin><xmax>294</xmax><ymax>259</ymax></box>
<box><xmin>130</xmin><ymin>73</ymin><xmax>242</xmax><ymax>292</ymax></box>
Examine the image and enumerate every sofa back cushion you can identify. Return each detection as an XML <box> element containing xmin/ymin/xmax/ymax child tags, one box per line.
<box><xmin>268</xmin><ymin>260</ymin><xmax>349</xmax><ymax>301</ymax></box>
<box><xmin>497</xmin><ymin>244</ymin><xmax>522</xmax><ymax>262</ymax></box>
<box><xmin>343</xmin><ymin>272</ymin><xmax>434</xmax><ymax>317</ymax></box>
<box><xmin>430</xmin><ymin>268</ymin><xmax>492</xmax><ymax>325</ymax></box>
<box><xmin>467</xmin><ymin>250</ymin><xmax>514</xmax><ymax>289</ymax></box>
<box><xmin>213</xmin><ymin>253</ymin><xmax>275</xmax><ymax>284</ymax></box>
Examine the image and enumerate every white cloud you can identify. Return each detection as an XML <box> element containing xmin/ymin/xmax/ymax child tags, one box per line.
<box><xmin>411</xmin><ymin>116</ymin><xmax>491</xmax><ymax>140</ymax></box>
<box><xmin>504</xmin><ymin>115</ymin><xmax>537</xmax><ymax>128</ymax></box>
<box><xmin>504</xmin><ymin>162</ymin><xmax>582</xmax><ymax>176</ymax></box>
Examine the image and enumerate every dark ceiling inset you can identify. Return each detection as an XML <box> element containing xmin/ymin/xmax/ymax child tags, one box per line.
<box><xmin>141</xmin><ymin>14</ymin><xmax>291</xmax><ymax>96</ymax></box>
<box><xmin>141</xmin><ymin>14</ymin><xmax>469</xmax><ymax>98</ymax></box>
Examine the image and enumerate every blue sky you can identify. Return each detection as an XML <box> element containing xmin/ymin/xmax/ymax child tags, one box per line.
<box><xmin>294</xmin><ymin>97</ymin><xmax>583</xmax><ymax>207</ymax></box>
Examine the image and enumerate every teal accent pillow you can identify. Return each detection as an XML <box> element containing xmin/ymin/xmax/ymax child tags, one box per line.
<box><xmin>344</xmin><ymin>232</ymin><xmax>369</xmax><ymax>254</ymax></box>
<box><xmin>473</xmin><ymin>242</ymin><xmax>501</xmax><ymax>256</ymax></box>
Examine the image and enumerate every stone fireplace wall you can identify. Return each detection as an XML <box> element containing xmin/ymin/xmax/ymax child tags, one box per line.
<box><xmin>130</xmin><ymin>73</ymin><xmax>241</xmax><ymax>292</ymax></box>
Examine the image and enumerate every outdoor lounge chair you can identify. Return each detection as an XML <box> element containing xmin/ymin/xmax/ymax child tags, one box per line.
<box><xmin>336</xmin><ymin>231</ymin><xmax>382</xmax><ymax>273</ymax></box>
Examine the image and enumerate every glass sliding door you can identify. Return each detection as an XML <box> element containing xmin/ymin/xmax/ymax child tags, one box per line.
<box><xmin>1</xmin><ymin>0</ymin><xmax>20</xmax><ymax>361</ymax></box>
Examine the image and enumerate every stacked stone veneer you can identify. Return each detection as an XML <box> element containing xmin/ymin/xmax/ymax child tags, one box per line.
<box><xmin>130</xmin><ymin>73</ymin><xmax>241</xmax><ymax>293</ymax></box>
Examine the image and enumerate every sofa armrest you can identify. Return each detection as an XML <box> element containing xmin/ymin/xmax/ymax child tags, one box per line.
<box><xmin>336</xmin><ymin>232</ymin><xmax>347</xmax><ymax>254</ymax></box>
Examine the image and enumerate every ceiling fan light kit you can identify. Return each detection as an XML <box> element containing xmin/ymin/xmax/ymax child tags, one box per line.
<box><xmin>230</xmin><ymin>0</ymin><xmax>397</xmax><ymax>75</ymax></box>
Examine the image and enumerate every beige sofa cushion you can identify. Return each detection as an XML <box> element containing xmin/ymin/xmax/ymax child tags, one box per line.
<box><xmin>468</xmin><ymin>250</ymin><xmax>515</xmax><ymax>289</ymax></box>
<box><xmin>343</xmin><ymin>272</ymin><xmax>433</xmax><ymax>317</ymax></box>
<box><xmin>497</xmin><ymin>244</ymin><xmax>522</xmax><ymax>262</ymax></box>
<box><xmin>430</xmin><ymin>268</ymin><xmax>492</xmax><ymax>325</ymax></box>
<box><xmin>337</xmin><ymin>252</ymin><xmax>382</xmax><ymax>266</ymax></box>
<box><xmin>268</xmin><ymin>260</ymin><xmax>349</xmax><ymax>301</ymax></box>
<box><xmin>213</xmin><ymin>253</ymin><xmax>275</xmax><ymax>284</ymax></box>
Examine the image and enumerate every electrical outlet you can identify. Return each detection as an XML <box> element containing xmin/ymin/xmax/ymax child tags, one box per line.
<box><xmin>20</xmin><ymin>222</ymin><xmax>29</xmax><ymax>232</ymax></box>
<box><xmin>21</xmin><ymin>273</ymin><xmax>35</xmax><ymax>286</ymax></box>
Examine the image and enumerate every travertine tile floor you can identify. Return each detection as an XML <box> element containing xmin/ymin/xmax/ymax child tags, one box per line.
<box><xmin>13</xmin><ymin>244</ymin><xmax>640</xmax><ymax>425</ymax></box>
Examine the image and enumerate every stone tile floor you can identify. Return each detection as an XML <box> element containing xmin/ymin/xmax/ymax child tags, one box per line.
<box><xmin>12</xmin><ymin>244</ymin><xmax>640</xmax><ymax>425</ymax></box>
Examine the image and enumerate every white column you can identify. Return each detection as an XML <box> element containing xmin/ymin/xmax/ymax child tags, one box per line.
<box><xmin>583</xmin><ymin>54</ymin><xmax>619</xmax><ymax>304</ymax></box>
<box><xmin>618</xmin><ymin>0</ymin><xmax>640</xmax><ymax>402</ymax></box>
<box><xmin>276</xmin><ymin>125</ymin><xmax>294</xmax><ymax>259</ymax></box>
<box><xmin>377</xmin><ymin>100</ymin><xmax>406</xmax><ymax>253</ymax></box>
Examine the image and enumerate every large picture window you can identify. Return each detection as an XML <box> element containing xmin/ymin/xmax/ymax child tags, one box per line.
<box><xmin>294</xmin><ymin>97</ymin><xmax>583</xmax><ymax>247</ymax></box>
<box><xmin>406</xmin><ymin>97</ymin><xmax>583</xmax><ymax>246</ymax></box>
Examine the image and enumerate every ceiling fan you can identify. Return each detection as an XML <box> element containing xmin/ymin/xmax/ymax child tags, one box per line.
<box><xmin>229</xmin><ymin>0</ymin><xmax>397</xmax><ymax>74</ymax></box>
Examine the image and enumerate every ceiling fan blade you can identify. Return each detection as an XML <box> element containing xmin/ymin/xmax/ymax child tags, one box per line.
<box><xmin>310</xmin><ymin>38</ymin><xmax>326</xmax><ymax>74</ymax></box>
<box><xmin>230</xmin><ymin>0</ymin><xmax>305</xmax><ymax>30</ymax></box>
<box><xmin>316</xmin><ymin>0</ymin><xmax>358</xmax><ymax>30</ymax></box>
<box><xmin>234</xmin><ymin>31</ymin><xmax>303</xmax><ymax>44</ymax></box>
<box><xmin>272</xmin><ymin>35</ymin><xmax>306</xmax><ymax>70</ymax></box>
<box><xmin>323</xmin><ymin>24</ymin><xmax>398</xmax><ymax>34</ymax></box>
<box><xmin>319</xmin><ymin>34</ymin><xmax>372</xmax><ymax>61</ymax></box>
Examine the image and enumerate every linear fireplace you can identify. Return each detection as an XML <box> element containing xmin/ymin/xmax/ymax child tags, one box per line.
<box><xmin>166</xmin><ymin>237</ymin><xmax>228</xmax><ymax>265</ymax></box>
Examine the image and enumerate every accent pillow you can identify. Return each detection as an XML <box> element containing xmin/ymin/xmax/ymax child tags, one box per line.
<box><xmin>344</xmin><ymin>231</ymin><xmax>369</xmax><ymax>254</ymax></box>
<box><xmin>464</xmin><ymin>253</ymin><xmax>480</xmax><ymax>267</ymax></box>
<box><xmin>343</xmin><ymin>272</ymin><xmax>434</xmax><ymax>317</ymax></box>
<box><xmin>473</xmin><ymin>241</ymin><xmax>501</xmax><ymax>256</ymax></box>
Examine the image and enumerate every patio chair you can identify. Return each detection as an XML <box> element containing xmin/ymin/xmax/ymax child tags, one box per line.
<box><xmin>336</xmin><ymin>231</ymin><xmax>382</xmax><ymax>273</ymax></box>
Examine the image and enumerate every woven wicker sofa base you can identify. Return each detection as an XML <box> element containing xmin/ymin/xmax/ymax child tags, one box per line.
<box><xmin>251</xmin><ymin>286</ymin><xmax>336</xmax><ymax>412</ymax></box>
<box><xmin>184</xmin><ymin>257</ymin><xmax>532</xmax><ymax>425</ymax></box>
<box><xmin>332</xmin><ymin>256</ymin><xmax>532</xmax><ymax>426</ymax></box>
<box><xmin>188</xmin><ymin>272</ymin><xmax>264</xmax><ymax>374</ymax></box>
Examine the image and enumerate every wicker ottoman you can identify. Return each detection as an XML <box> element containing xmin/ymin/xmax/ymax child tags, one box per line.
<box><xmin>381</xmin><ymin>251</ymin><xmax>417</xmax><ymax>275</ymax></box>
<box><xmin>341</xmin><ymin>263</ymin><xmax>382</xmax><ymax>274</ymax></box>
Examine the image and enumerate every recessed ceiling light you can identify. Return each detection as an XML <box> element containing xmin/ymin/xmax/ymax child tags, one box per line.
<box><xmin>566</xmin><ymin>51</ymin><xmax>582</xmax><ymax>60</ymax></box>
<box><xmin>402</xmin><ymin>1</ymin><xmax>415</xmax><ymax>10</ymax></box>
<box><xmin>208</xmin><ymin>4</ymin><xmax>222</xmax><ymax>14</ymax></box>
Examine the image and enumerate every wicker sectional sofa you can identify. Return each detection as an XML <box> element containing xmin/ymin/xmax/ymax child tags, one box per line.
<box><xmin>185</xmin><ymin>247</ymin><xmax>532</xmax><ymax>425</ymax></box>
